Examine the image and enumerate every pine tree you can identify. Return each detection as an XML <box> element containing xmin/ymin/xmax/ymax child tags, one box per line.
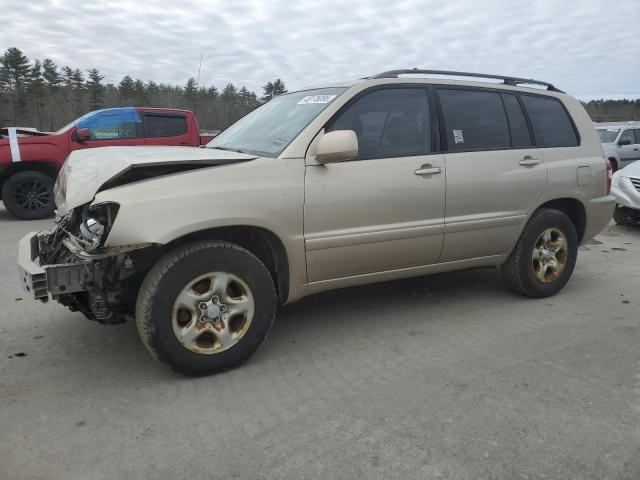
<box><xmin>86</xmin><ymin>68</ymin><xmax>105</xmax><ymax>110</ymax></box>
<box><xmin>118</xmin><ymin>75</ymin><xmax>135</xmax><ymax>104</ymax></box>
<box><xmin>28</xmin><ymin>60</ymin><xmax>46</xmax><ymax>128</ymax></box>
<box><xmin>0</xmin><ymin>47</ymin><xmax>31</xmax><ymax>123</ymax></box>
<box><xmin>262</xmin><ymin>79</ymin><xmax>287</xmax><ymax>102</ymax></box>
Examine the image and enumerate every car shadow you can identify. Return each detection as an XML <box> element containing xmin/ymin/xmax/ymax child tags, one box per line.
<box><xmin>39</xmin><ymin>266</ymin><xmax>508</xmax><ymax>382</ymax></box>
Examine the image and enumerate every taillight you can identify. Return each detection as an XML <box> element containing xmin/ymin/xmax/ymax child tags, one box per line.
<box><xmin>604</xmin><ymin>156</ymin><xmax>612</xmax><ymax>194</ymax></box>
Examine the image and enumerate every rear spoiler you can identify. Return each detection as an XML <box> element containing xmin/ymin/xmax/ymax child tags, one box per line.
<box><xmin>0</xmin><ymin>127</ymin><xmax>51</xmax><ymax>137</ymax></box>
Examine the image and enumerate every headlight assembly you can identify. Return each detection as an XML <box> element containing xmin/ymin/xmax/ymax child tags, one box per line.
<box><xmin>78</xmin><ymin>202</ymin><xmax>119</xmax><ymax>249</ymax></box>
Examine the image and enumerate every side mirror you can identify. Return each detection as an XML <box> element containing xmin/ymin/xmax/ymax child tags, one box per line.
<box><xmin>619</xmin><ymin>139</ymin><xmax>631</xmax><ymax>146</ymax></box>
<box><xmin>75</xmin><ymin>127</ymin><xmax>91</xmax><ymax>142</ymax></box>
<box><xmin>316</xmin><ymin>130</ymin><xmax>358</xmax><ymax>164</ymax></box>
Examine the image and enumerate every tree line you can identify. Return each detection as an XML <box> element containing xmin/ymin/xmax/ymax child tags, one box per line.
<box><xmin>1</xmin><ymin>47</ymin><xmax>639</xmax><ymax>132</ymax></box>
<box><xmin>0</xmin><ymin>47</ymin><xmax>287</xmax><ymax>132</ymax></box>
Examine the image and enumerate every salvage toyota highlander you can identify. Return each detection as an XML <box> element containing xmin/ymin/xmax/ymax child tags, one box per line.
<box><xmin>18</xmin><ymin>69</ymin><xmax>615</xmax><ymax>375</ymax></box>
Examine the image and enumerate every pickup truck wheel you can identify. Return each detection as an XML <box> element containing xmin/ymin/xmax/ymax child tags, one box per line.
<box><xmin>1</xmin><ymin>171</ymin><xmax>55</xmax><ymax>220</ymax></box>
<box><xmin>136</xmin><ymin>241</ymin><xmax>276</xmax><ymax>376</ymax></box>
<box><xmin>501</xmin><ymin>208</ymin><xmax>578</xmax><ymax>298</ymax></box>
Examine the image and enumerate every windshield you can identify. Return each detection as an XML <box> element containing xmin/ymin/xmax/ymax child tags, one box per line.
<box><xmin>55</xmin><ymin>110</ymin><xmax>102</xmax><ymax>134</ymax></box>
<box><xmin>207</xmin><ymin>87</ymin><xmax>346</xmax><ymax>157</ymax></box>
<box><xmin>597</xmin><ymin>128</ymin><xmax>620</xmax><ymax>143</ymax></box>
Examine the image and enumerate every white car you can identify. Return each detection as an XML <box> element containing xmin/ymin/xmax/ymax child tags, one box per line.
<box><xmin>611</xmin><ymin>160</ymin><xmax>640</xmax><ymax>224</ymax></box>
<box><xmin>596</xmin><ymin>124</ymin><xmax>640</xmax><ymax>172</ymax></box>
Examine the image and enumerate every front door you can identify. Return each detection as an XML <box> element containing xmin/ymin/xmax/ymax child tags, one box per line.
<box><xmin>618</xmin><ymin>128</ymin><xmax>640</xmax><ymax>168</ymax></box>
<box><xmin>436</xmin><ymin>88</ymin><xmax>548</xmax><ymax>262</ymax></box>
<box><xmin>304</xmin><ymin>87</ymin><xmax>446</xmax><ymax>282</ymax></box>
<box><xmin>69</xmin><ymin>108</ymin><xmax>143</xmax><ymax>152</ymax></box>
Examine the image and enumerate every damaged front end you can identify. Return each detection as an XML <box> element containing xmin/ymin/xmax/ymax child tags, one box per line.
<box><xmin>18</xmin><ymin>203</ymin><xmax>154</xmax><ymax>324</ymax></box>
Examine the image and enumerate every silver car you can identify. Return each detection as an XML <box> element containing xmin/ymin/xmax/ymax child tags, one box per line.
<box><xmin>611</xmin><ymin>160</ymin><xmax>640</xmax><ymax>224</ymax></box>
<box><xmin>596</xmin><ymin>124</ymin><xmax>640</xmax><ymax>171</ymax></box>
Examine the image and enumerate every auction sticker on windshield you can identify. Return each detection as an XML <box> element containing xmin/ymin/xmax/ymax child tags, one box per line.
<box><xmin>297</xmin><ymin>95</ymin><xmax>337</xmax><ymax>104</ymax></box>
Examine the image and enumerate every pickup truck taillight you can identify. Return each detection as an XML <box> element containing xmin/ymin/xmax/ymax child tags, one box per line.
<box><xmin>604</xmin><ymin>156</ymin><xmax>612</xmax><ymax>194</ymax></box>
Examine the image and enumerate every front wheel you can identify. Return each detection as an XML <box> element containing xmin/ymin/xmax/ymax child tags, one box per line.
<box><xmin>501</xmin><ymin>209</ymin><xmax>578</xmax><ymax>298</ymax></box>
<box><xmin>136</xmin><ymin>241</ymin><xmax>276</xmax><ymax>376</ymax></box>
<box><xmin>1</xmin><ymin>170</ymin><xmax>56</xmax><ymax>220</ymax></box>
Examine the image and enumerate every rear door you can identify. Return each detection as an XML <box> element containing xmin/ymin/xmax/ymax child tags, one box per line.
<box><xmin>142</xmin><ymin>112</ymin><xmax>192</xmax><ymax>146</ymax></box>
<box><xmin>437</xmin><ymin>87</ymin><xmax>547</xmax><ymax>262</ymax></box>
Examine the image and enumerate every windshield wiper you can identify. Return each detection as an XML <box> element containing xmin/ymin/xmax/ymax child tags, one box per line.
<box><xmin>211</xmin><ymin>146</ymin><xmax>246</xmax><ymax>154</ymax></box>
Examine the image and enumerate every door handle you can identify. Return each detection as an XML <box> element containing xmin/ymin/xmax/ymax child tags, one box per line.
<box><xmin>414</xmin><ymin>166</ymin><xmax>443</xmax><ymax>177</ymax></box>
<box><xmin>519</xmin><ymin>156</ymin><xmax>540</xmax><ymax>166</ymax></box>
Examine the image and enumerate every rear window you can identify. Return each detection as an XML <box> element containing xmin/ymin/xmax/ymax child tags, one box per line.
<box><xmin>520</xmin><ymin>95</ymin><xmax>578</xmax><ymax>148</ymax></box>
<box><xmin>145</xmin><ymin>115</ymin><xmax>188</xmax><ymax>137</ymax></box>
<box><xmin>438</xmin><ymin>88</ymin><xmax>510</xmax><ymax>151</ymax></box>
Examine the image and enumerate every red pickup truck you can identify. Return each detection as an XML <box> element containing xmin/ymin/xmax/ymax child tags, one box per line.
<box><xmin>0</xmin><ymin>107</ymin><xmax>214</xmax><ymax>219</ymax></box>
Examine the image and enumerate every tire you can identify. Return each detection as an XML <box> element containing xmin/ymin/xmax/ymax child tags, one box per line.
<box><xmin>1</xmin><ymin>170</ymin><xmax>56</xmax><ymax>220</ymax></box>
<box><xmin>136</xmin><ymin>240</ymin><xmax>276</xmax><ymax>376</ymax></box>
<box><xmin>501</xmin><ymin>208</ymin><xmax>578</xmax><ymax>298</ymax></box>
<box><xmin>609</xmin><ymin>158</ymin><xmax>618</xmax><ymax>173</ymax></box>
<box><xmin>613</xmin><ymin>206</ymin><xmax>639</xmax><ymax>225</ymax></box>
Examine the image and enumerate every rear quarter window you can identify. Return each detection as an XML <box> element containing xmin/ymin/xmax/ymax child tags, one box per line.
<box><xmin>520</xmin><ymin>95</ymin><xmax>578</xmax><ymax>148</ymax></box>
<box><xmin>145</xmin><ymin>115</ymin><xmax>188</xmax><ymax>137</ymax></box>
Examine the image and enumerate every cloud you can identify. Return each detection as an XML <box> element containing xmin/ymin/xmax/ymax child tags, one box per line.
<box><xmin>1</xmin><ymin>0</ymin><xmax>638</xmax><ymax>98</ymax></box>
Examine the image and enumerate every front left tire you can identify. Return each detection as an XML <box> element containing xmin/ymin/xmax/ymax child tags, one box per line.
<box><xmin>136</xmin><ymin>240</ymin><xmax>276</xmax><ymax>376</ymax></box>
<box><xmin>1</xmin><ymin>171</ymin><xmax>56</xmax><ymax>220</ymax></box>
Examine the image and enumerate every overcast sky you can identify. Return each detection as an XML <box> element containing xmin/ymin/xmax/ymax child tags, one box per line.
<box><xmin>1</xmin><ymin>0</ymin><xmax>639</xmax><ymax>99</ymax></box>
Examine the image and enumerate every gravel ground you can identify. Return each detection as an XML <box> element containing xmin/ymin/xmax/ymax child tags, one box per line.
<box><xmin>0</xmin><ymin>204</ymin><xmax>639</xmax><ymax>480</ymax></box>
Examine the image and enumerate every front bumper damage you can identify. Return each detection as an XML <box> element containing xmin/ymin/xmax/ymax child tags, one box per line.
<box><xmin>18</xmin><ymin>227</ymin><xmax>153</xmax><ymax>324</ymax></box>
<box><xmin>19</xmin><ymin>232</ymin><xmax>91</xmax><ymax>301</ymax></box>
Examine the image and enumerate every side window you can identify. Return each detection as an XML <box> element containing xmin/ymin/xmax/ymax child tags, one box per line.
<box><xmin>326</xmin><ymin>88</ymin><xmax>430</xmax><ymax>160</ymax></box>
<box><xmin>635</xmin><ymin>129</ymin><xmax>640</xmax><ymax>144</ymax></box>
<box><xmin>619</xmin><ymin>129</ymin><xmax>634</xmax><ymax>145</ymax></box>
<box><xmin>77</xmin><ymin>109</ymin><xmax>141</xmax><ymax>140</ymax></box>
<box><xmin>520</xmin><ymin>95</ymin><xmax>578</xmax><ymax>148</ymax></box>
<box><xmin>501</xmin><ymin>94</ymin><xmax>532</xmax><ymax>147</ymax></box>
<box><xmin>145</xmin><ymin>115</ymin><xmax>188</xmax><ymax>137</ymax></box>
<box><xmin>438</xmin><ymin>88</ymin><xmax>510</xmax><ymax>151</ymax></box>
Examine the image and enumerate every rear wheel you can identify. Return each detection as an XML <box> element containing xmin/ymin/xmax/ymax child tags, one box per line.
<box><xmin>613</xmin><ymin>206</ymin><xmax>640</xmax><ymax>225</ymax></box>
<box><xmin>501</xmin><ymin>208</ymin><xmax>578</xmax><ymax>298</ymax></box>
<box><xmin>1</xmin><ymin>171</ymin><xmax>55</xmax><ymax>220</ymax></box>
<box><xmin>609</xmin><ymin>158</ymin><xmax>618</xmax><ymax>172</ymax></box>
<box><xmin>136</xmin><ymin>241</ymin><xmax>276</xmax><ymax>376</ymax></box>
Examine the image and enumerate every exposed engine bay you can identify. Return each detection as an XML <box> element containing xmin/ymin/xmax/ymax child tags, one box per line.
<box><xmin>37</xmin><ymin>204</ymin><xmax>157</xmax><ymax>324</ymax></box>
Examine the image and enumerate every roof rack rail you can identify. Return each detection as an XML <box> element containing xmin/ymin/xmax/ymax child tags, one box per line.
<box><xmin>369</xmin><ymin>69</ymin><xmax>563</xmax><ymax>93</ymax></box>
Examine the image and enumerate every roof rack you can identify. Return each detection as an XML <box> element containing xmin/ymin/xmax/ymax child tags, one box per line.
<box><xmin>368</xmin><ymin>69</ymin><xmax>563</xmax><ymax>93</ymax></box>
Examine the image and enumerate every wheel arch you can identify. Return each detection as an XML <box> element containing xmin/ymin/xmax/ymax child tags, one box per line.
<box><xmin>534</xmin><ymin>197</ymin><xmax>587</xmax><ymax>244</ymax></box>
<box><xmin>164</xmin><ymin>225</ymin><xmax>290</xmax><ymax>305</ymax></box>
<box><xmin>0</xmin><ymin>161</ymin><xmax>59</xmax><ymax>192</ymax></box>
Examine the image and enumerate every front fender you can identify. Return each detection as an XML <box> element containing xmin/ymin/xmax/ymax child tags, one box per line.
<box><xmin>92</xmin><ymin>156</ymin><xmax>308</xmax><ymax>300</ymax></box>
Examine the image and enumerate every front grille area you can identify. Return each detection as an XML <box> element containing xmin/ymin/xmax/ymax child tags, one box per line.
<box><xmin>630</xmin><ymin>177</ymin><xmax>640</xmax><ymax>192</ymax></box>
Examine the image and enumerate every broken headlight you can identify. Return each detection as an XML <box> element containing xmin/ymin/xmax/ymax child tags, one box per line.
<box><xmin>79</xmin><ymin>202</ymin><xmax>120</xmax><ymax>248</ymax></box>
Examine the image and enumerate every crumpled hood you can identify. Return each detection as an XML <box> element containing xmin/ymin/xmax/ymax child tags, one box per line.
<box><xmin>55</xmin><ymin>146</ymin><xmax>257</xmax><ymax>214</ymax></box>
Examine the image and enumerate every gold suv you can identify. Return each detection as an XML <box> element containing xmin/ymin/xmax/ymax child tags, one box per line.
<box><xmin>18</xmin><ymin>69</ymin><xmax>615</xmax><ymax>375</ymax></box>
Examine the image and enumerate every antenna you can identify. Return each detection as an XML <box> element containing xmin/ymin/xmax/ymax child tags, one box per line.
<box><xmin>193</xmin><ymin>53</ymin><xmax>204</xmax><ymax>114</ymax></box>
<box><xmin>196</xmin><ymin>53</ymin><xmax>203</xmax><ymax>89</ymax></box>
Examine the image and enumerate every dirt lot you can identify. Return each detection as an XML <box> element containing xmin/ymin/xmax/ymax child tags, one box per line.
<box><xmin>0</xmin><ymin>204</ymin><xmax>639</xmax><ymax>480</ymax></box>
